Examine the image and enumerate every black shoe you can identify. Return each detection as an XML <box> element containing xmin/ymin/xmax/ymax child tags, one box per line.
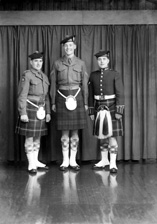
<box><xmin>92</xmin><ymin>164</ymin><xmax>110</xmax><ymax>170</ymax></box>
<box><xmin>104</xmin><ymin>165</ymin><xmax>110</xmax><ymax>171</ymax></box>
<box><xmin>59</xmin><ymin>166</ymin><xmax>69</xmax><ymax>171</ymax></box>
<box><xmin>70</xmin><ymin>165</ymin><xmax>80</xmax><ymax>171</ymax></box>
<box><xmin>110</xmin><ymin>168</ymin><xmax>118</xmax><ymax>174</ymax></box>
<box><xmin>28</xmin><ymin>169</ymin><xmax>37</xmax><ymax>174</ymax></box>
<box><xmin>92</xmin><ymin>165</ymin><xmax>105</xmax><ymax>170</ymax></box>
<box><xmin>37</xmin><ymin>165</ymin><xmax>49</xmax><ymax>171</ymax></box>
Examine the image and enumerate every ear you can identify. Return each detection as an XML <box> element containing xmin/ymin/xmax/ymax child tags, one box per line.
<box><xmin>30</xmin><ymin>60</ymin><xmax>33</xmax><ymax>66</ymax></box>
<box><xmin>73</xmin><ymin>43</ymin><xmax>77</xmax><ymax>50</ymax></box>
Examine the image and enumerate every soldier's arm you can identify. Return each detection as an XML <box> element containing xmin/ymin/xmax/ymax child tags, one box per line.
<box><xmin>50</xmin><ymin>62</ymin><xmax>57</xmax><ymax>111</ymax></box>
<box><xmin>115</xmin><ymin>72</ymin><xmax>125</xmax><ymax>116</ymax></box>
<box><xmin>17</xmin><ymin>72</ymin><xmax>30</xmax><ymax>116</ymax></box>
<box><xmin>81</xmin><ymin>61</ymin><xmax>89</xmax><ymax>106</ymax></box>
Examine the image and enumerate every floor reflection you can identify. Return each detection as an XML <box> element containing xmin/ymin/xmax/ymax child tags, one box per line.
<box><xmin>24</xmin><ymin>171</ymin><xmax>47</xmax><ymax>206</ymax></box>
<box><xmin>94</xmin><ymin>170</ymin><xmax>118</xmax><ymax>224</ymax></box>
<box><xmin>0</xmin><ymin>163</ymin><xmax>157</xmax><ymax>224</ymax></box>
<box><xmin>61</xmin><ymin>170</ymin><xmax>79</xmax><ymax>204</ymax></box>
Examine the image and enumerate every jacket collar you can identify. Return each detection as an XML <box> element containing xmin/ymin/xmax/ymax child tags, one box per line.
<box><xmin>61</xmin><ymin>55</ymin><xmax>77</xmax><ymax>66</ymax></box>
<box><xmin>31</xmin><ymin>68</ymin><xmax>44</xmax><ymax>80</ymax></box>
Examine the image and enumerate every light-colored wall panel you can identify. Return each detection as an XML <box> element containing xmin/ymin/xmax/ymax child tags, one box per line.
<box><xmin>0</xmin><ymin>10</ymin><xmax>157</xmax><ymax>25</ymax></box>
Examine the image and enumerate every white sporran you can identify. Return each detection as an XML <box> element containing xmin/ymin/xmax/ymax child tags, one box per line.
<box><xmin>27</xmin><ymin>99</ymin><xmax>46</xmax><ymax>120</ymax></box>
<box><xmin>57</xmin><ymin>87</ymin><xmax>80</xmax><ymax>111</ymax></box>
<box><xmin>65</xmin><ymin>95</ymin><xmax>77</xmax><ymax>110</ymax></box>
<box><xmin>36</xmin><ymin>106</ymin><xmax>46</xmax><ymax>120</ymax></box>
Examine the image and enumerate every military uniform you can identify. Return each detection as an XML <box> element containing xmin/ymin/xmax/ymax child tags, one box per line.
<box><xmin>50</xmin><ymin>35</ymin><xmax>89</xmax><ymax>171</ymax></box>
<box><xmin>16</xmin><ymin>68</ymin><xmax>50</xmax><ymax>137</ymax></box>
<box><xmin>88</xmin><ymin>68</ymin><xmax>124</xmax><ymax>137</ymax></box>
<box><xmin>88</xmin><ymin>50</ymin><xmax>124</xmax><ymax>173</ymax></box>
<box><xmin>50</xmin><ymin>55</ymin><xmax>88</xmax><ymax>130</ymax></box>
<box><xmin>16</xmin><ymin>51</ymin><xmax>51</xmax><ymax>174</ymax></box>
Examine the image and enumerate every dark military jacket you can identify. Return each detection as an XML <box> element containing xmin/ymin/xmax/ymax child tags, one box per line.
<box><xmin>18</xmin><ymin>68</ymin><xmax>50</xmax><ymax>116</ymax></box>
<box><xmin>88</xmin><ymin>68</ymin><xmax>124</xmax><ymax>115</ymax></box>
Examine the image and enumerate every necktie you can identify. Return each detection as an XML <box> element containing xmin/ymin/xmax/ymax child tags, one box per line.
<box><xmin>68</xmin><ymin>58</ymin><xmax>72</xmax><ymax>65</ymax></box>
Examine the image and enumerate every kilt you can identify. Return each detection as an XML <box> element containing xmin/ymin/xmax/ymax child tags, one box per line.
<box><xmin>16</xmin><ymin>100</ymin><xmax>48</xmax><ymax>137</ymax></box>
<box><xmin>56</xmin><ymin>88</ymin><xmax>86</xmax><ymax>130</ymax></box>
<box><xmin>94</xmin><ymin>98</ymin><xmax>124</xmax><ymax>137</ymax></box>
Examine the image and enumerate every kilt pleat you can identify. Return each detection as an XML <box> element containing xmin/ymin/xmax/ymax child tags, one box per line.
<box><xmin>94</xmin><ymin>98</ymin><xmax>124</xmax><ymax>137</ymax></box>
<box><xmin>56</xmin><ymin>89</ymin><xmax>86</xmax><ymax>130</ymax></box>
<box><xmin>16</xmin><ymin>100</ymin><xmax>48</xmax><ymax>137</ymax></box>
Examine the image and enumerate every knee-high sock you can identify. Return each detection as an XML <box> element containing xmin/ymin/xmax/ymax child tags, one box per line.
<box><xmin>95</xmin><ymin>141</ymin><xmax>109</xmax><ymax>167</ymax></box>
<box><xmin>33</xmin><ymin>139</ymin><xmax>46</xmax><ymax>168</ymax></box>
<box><xmin>70</xmin><ymin>138</ymin><xmax>79</xmax><ymax>167</ymax></box>
<box><xmin>25</xmin><ymin>138</ymin><xmax>36</xmax><ymax>171</ymax></box>
<box><xmin>109</xmin><ymin>137</ymin><xmax>118</xmax><ymax>169</ymax></box>
<box><xmin>60</xmin><ymin>136</ymin><xmax>70</xmax><ymax>167</ymax></box>
<box><xmin>110</xmin><ymin>152</ymin><xmax>118</xmax><ymax>169</ymax></box>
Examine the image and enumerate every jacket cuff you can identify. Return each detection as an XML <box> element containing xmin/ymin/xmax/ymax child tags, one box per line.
<box><xmin>116</xmin><ymin>105</ymin><xmax>125</xmax><ymax>115</ymax></box>
<box><xmin>19</xmin><ymin>110</ymin><xmax>27</xmax><ymax>116</ymax></box>
<box><xmin>88</xmin><ymin>107</ymin><xmax>94</xmax><ymax>115</ymax></box>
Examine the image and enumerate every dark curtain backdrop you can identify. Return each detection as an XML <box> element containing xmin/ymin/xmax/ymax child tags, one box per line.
<box><xmin>0</xmin><ymin>25</ymin><xmax>157</xmax><ymax>163</ymax></box>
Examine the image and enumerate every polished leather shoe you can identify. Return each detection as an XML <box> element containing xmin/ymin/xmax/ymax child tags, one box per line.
<box><xmin>110</xmin><ymin>168</ymin><xmax>118</xmax><ymax>173</ymax></box>
<box><xmin>92</xmin><ymin>164</ymin><xmax>110</xmax><ymax>170</ymax></box>
<box><xmin>70</xmin><ymin>165</ymin><xmax>80</xmax><ymax>171</ymax></box>
<box><xmin>28</xmin><ymin>169</ymin><xmax>37</xmax><ymax>174</ymax></box>
<box><xmin>92</xmin><ymin>165</ymin><xmax>105</xmax><ymax>170</ymax></box>
<box><xmin>59</xmin><ymin>166</ymin><xmax>69</xmax><ymax>171</ymax></box>
<box><xmin>37</xmin><ymin>165</ymin><xmax>49</xmax><ymax>171</ymax></box>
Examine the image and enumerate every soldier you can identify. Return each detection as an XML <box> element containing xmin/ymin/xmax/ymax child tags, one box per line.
<box><xmin>50</xmin><ymin>35</ymin><xmax>89</xmax><ymax>171</ymax></box>
<box><xmin>16</xmin><ymin>51</ymin><xmax>51</xmax><ymax>174</ymax></box>
<box><xmin>88</xmin><ymin>50</ymin><xmax>124</xmax><ymax>173</ymax></box>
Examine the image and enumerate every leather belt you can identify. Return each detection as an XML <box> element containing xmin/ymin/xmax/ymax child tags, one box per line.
<box><xmin>27</xmin><ymin>95</ymin><xmax>45</xmax><ymax>102</ymax></box>
<box><xmin>59</xmin><ymin>85</ymin><xmax>80</xmax><ymax>90</ymax></box>
<box><xmin>94</xmin><ymin>94</ymin><xmax>116</xmax><ymax>100</ymax></box>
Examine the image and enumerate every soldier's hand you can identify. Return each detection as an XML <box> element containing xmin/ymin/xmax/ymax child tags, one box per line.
<box><xmin>90</xmin><ymin>115</ymin><xmax>95</xmax><ymax>121</ymax></box>
<box><xmin>115</xmin><ymin>113</ymin><xmax>122</xmax><ymax>120</ymax></box>
<box><xmin>85</xmin><ymin>105</ymin><xmax>88</xmax><ymax>111</ymax></box>
<box><xmin>20</xmin><ymin>114</ymin><xmax>29</xmax><ymax>122</ymax></box>
<box><xmin>52</xmin><ymin>104</ymin><xmax>56</xmax><ymax>112</ymax></box>
<box><xmin>46</xmin><ymin>114</ymin><xmax>51</xmax><ymax>122</ymax></box>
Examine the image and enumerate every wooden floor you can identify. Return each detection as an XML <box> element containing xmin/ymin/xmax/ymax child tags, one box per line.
<box><xmin>0</xmin><ymin>161</ymin><xmax>157</xmax><ymax>224</ymax></box>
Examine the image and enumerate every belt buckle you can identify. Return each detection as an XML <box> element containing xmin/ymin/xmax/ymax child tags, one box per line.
<box><xmin>100</xmin><ymin>95</ymin><xmax>104</xmax><ymax>100</ymax></box>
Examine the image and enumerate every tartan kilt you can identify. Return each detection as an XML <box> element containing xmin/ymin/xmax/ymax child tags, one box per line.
<box><xmin>15</xmin><ymin>100</ymin><xmax>48</xmax><ymax>137</ymax></box>
<box><xmin>94</xmin><ymin>98</ymin><xmax>124</xmax><ymax>137</ymax></box>
<box><xmin>56</xmin><ymin>88</ymin><xmax>86</xmax><ymax>130</ymax></box>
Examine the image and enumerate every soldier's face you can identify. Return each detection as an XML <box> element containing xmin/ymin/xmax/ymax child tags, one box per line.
<box><xmin>63</xmin><ymin>42</ymin><xmax>76</xmax><ymax>57</ymax></box>
<box><xmin>30</xmin><ymin>58</ymin><xmax>43</xmax><ymax>71</ymax></box>
<box><xmin>97</xmin><ymin>56</ymin><xmax>109</xmax><ymax>68</ymax></box>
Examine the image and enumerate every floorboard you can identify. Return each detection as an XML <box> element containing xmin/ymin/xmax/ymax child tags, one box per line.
<box><xmin>0</xmin><ymin>162</ymin><xmax>157</xmax><ymax>224</ymax></box>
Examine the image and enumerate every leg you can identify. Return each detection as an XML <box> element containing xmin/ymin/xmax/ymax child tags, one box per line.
<box><xmin>69</xmin><ymin>130</ymin><xmax>80</xmax><ymax>171</ymax></box>
<box><xmin>108</xmin><ymin>137</ymin><xmax>118</xmax><ymax>173</ymax></box>
<box><xmin>93</xmin><ymin>138</ymin><xmax>109</xmax><ymax>169</ymax></box>
<box><xmin>60</xmin><ymin>130</ymin><xmax>70</xmax><ymax>171</ymax></box>
<box><xmin>25</xmin><ymin>137</ymin><xmax>37</xmax><ymax>174</ymax></box>
<box><xmin>33</xmin><ymin>137</ymin><xmax>48</xmax><ymax>170</ymax></box>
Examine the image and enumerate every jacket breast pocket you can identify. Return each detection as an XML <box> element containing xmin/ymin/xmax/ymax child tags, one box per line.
<box><xmin>30</xmin><ymin>80</ymin><xmax>42</xmax><ymax>94</ymax></box>
<box><xmin>73</xmin><ymin>66</ymin><xmax>82</xmax><ymax>81</ymax></box>
<box><xmin>57</xmin><ymin>67</ymin><xmax>67</xmax><ymax>81</ymax></box>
